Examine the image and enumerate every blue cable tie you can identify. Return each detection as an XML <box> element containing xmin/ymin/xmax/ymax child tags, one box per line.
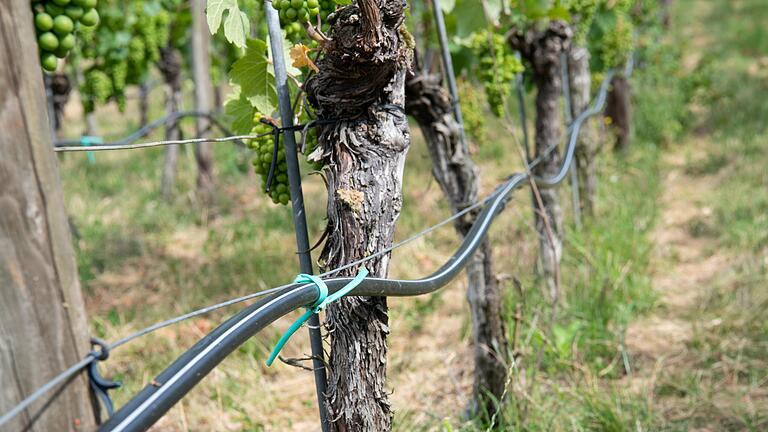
<box><xmin>266</xmin><ymin>268</ymin><xmax>369</xmax><ymax>366</ymax></box>
<box><xmin>80</xmin><ymin>136</ymin><xmax>102</xmax><ymax>164</ymax></box>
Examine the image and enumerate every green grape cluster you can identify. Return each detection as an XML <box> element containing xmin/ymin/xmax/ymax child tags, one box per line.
<box><xmin>458</xmin><ymin>78</ymin><xmax>487</xmax><ymax>147</ymax></box>
<box><xmin>469</xmin><ymin>30</ymin><xmax>523</xmax><ymax>117</ymax></box>
<box><xmin>276</xmin><ymin>0</ymin><xmax>334</xmax><ymax>42</ymax></box>
<box><xmin>599</xmin><ymin>11</ymin><xmax>634</xmax><ymax>68</ymax></box>
<box><xmin>81</xmin><ymin>68</ymin><xmax>111</xmax><ymax>111</ymax></box>
<box><xmin>78</xmin><ymin>0</ymin><xmax>173</xmax><ymax>112</ymax></box>
<box><xmin>32</xmin><ymin>0</ymin><xmax>100</xmax><ymax>72</ymax></box>
<box><xmin>247</xmin><ymin>115</ymin><xmax>291</xmax><ymax>206</ymax></box>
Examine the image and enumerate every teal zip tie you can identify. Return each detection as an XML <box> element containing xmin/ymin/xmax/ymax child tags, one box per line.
<box><xmin>266</xmin><ymin>268</ymin><xmax>369</xmax><ymax>366</ymax></box>
<box><xmin>80</xmin><ymin>136</ymin><xmax>102</xmax><ymax>164</ymax></box>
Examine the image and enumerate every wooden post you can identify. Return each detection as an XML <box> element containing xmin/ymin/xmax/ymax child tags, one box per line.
<box><xmin>191</xmin><ymin>0</ymin><xmax>215</xmax><ymax>199</ymax></box>
<box><xmin>0</xmin><ymin>1</ymin><xmax>96</xmax><ymax>430</ymax></box>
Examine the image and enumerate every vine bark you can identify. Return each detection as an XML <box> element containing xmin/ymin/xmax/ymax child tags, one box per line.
<box><xmin>509</xmin><ymin>22</ymin><xmax>572</xmax><ymax>297</ymax></box>
<box><xmin>305</xmin><ymin>1</ymin><xmax>411</xmax><ymax>430</ymax></box>
<box><xmin>605</xmin><ymin>73</ymin><xmax>632</xmax><ymax>152</ymax></box>
<box><xmin>568</xmin><ymin>45</ymin><xmax>600</xmax><ymax>217</ymax></box>
<box><xmin>159</xmin><ymin>46</ymin><xmax>182</xmax><ymax>200</ymax></box>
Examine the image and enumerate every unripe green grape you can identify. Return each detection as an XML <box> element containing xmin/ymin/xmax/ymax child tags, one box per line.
<box><xmin>52</xmin><ymin>0</ymin><xmax>71</xmax><ymax>6</ymax></box>
<box><xmin>79</xmin><ymin>8</ymin><xmax>98</xmax><ymax>27</ymax></box>
<box><xmin>53</xmin><ymin>45</ymin><xmax>70</xmax><ymax>58</ymax></box>
<box><xmin>64</xmin><ymin>5</ymin><xmax>84</xmax><ymax>20</ymax></box>
<box><xmin>35</xmin><ymin>13</ymin><xmax>54</xmax><ymax>32</ymax></box>
<box><xmin>40</xmin><ymin>53</ymin><xmax>58</xmax><ymax>71</ymax></box>
<box><xmin>53</xmin><ymin>15</ymin><xmax>74</xmax><ymax>36</ymax></box>
<box><xmin>285</xmin><ymin>8</ymin><xmax>297</xmax><ymax>19</ymax></box>
<box><xmin>38</xmin><ymin>32</ymin><xmax>59</xmax><ymax>51</ymax></box>
<box><xmin>44</xmin><ymin>3</ymin><xmax>65</xmax><ymax>16</ymax></box>
<box><xmin>290</xmin><ymin>0</ymin><xmax>303</xmax><ymax>9</ymax></box>
<box><xmin>307</xmin><ymin>0</ymin><xmax>319</xmax><ymax>8</ymax></box>
<box><xmin>298</xmin><ymin>8</ymin><xmax>309</xmax><ymax>22</ymax></box>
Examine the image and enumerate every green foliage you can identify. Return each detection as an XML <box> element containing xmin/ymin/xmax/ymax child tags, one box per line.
<box><xmin>206</xmin><ymin>0</ymin><xmax>250</xmax><ymax>48</ymax></box>
<box><xmin>567</xmin><ymin>0</ymin><xmax>598</xmax><ymax>43</ymax></box>
<box><xmin>229</xmin><ymin>38</ymin><xmax>278</xmax><ymax>114</ymax></box>
<box><xmin>587</xmin><ymin>1</ymin><xmax>634</xmax><ymax>70</ymax></box>
<box><xmin>458</xmin><ymin>78</ymin><xmax>487</xmax><ymax>146</ymax></box>
<box><xmin>32</xmin><ymin>0</ymin><xmax>100</xmax><ymax>73</ymax></box>
<box><xmin>632</xmin><ymin>42</ymin><xmax>691</xmax><ymax>145</ymax></box>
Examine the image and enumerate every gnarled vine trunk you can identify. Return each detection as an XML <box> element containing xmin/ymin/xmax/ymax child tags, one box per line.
<box><xmin>509</xmin><ymin>22</ymin><xmax>572</xmax><ymax>298</ymax></box>
<box><xmin>605</xmin><ymin>73</ymin><xmax>632</xmax><ymax>152</ymax></box>
<box><xmin>404</xmin><ymin>55</ymin><xmax>508</xmax><ymax>417</ymax></box>
<box><xmin>568</xmin><ymin>46</ymin><xmax>600</xmax><ymax>217</ymax></box>
<box><xmin>159</xmin><ymin>46</ymin><xmax>182</xmax><ymax>200</ymax></box>
<box><xmin>304</xmin><ymin>1</ymin><xmax>411</xmax><ymax>430</ymax></box>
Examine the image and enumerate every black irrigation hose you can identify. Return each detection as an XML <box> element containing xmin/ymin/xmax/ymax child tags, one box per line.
<box><xmin>99</xmin><ymin>172</ymin><xmax>527</xmax><ymax>432</ymax></box>
<box><xmin>99</xmin><ymin>63</ymin><xmax>626</xmax><ymax>432</ymax></box>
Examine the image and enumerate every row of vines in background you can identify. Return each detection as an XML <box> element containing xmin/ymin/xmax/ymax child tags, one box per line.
<box><xmin>201</xmin><ymin>1</ymin><xmax>671</xmax><ymax>429</ymax></box>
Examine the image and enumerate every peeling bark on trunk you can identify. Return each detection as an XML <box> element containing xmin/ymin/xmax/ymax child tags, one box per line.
<box><xmin>159</xmin><ymin>46</ymin><xmax>182</xmax><ymax>201</ymax></box>
<box><xmin>568</xmin><ymin>46</ymin><xmax>600</xmax><ymax>217</ymax></box>
<box><xmin>404</xmin><ymin>56</ymin><xmax>508</xmax><ymax>416</ymax></box>
<box><xmin>0</xmin><ymin>2</ymin><xmax>96</xmax><ymax>429</ymax></box>
<box><xmin>605</xmin><ymin>73</ymin><xmax>632</xmax><ymax>152</ymax></box>
<box><xmin>305</xmin><ymin>1</ymin><xmax>410</xmax><ymax>430</ymax></box>
<box><xmin>509</xmin><ymin>22</ymin><xmax>572</xmax><ymax>297</ymax></box>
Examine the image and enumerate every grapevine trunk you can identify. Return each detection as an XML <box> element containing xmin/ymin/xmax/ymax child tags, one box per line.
<box><xmin>509</xmin><ymin>21</ymin><xmax>572</xmax><ymax>299</ymax></box>
<box><xmin>404</xmin><ymin>55</ymin><xmax>508</xmax><ymax>417</ymax></box>
<box><xmin>568</xmin><ymin>45</ymin><xmax>600</xmax><ymax>217</ymax></box>
<box><xmin>304</xmin><ymin>0</ymin><xmax>411</xmax><ymax>430</ymax></box>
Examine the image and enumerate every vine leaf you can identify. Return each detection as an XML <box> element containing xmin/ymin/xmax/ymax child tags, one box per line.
<box><xmin>290</xmin><ymin>44</ymin><xmax>319</xmax><ymax>72</ymax></box>
<box><xmin>206</xmin><ymin>0</ymin><xmax>249</xmax><ymax>48</ymax></box>
<box><xmin>224</xmin><ymin>90</ymin><xmax>256</xmax><ymax>135</ymax></box>
<box><xmin>230</xmin><ymin>39</ymin><xmax>278</xmax><ymax>114</ymax></box>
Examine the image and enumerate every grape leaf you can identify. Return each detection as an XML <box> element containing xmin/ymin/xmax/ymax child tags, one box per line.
<box><xmin>206</xmin><ymin>0</ymin><xmax>250</xmax><ymax>48</ymax></box>
<box><xmin>482</xmin><ymin>0</ymin><xmax>502</xmax><ymax>24</ymax></box>
<box><xmin>289</xmin><ymin>44</ymin><xmax>319</xmax><ymax>72</ymax></box>
<box><xmin>225</xmin><ymin>90</ymin><xmax>256</xmax><ymax>135</ymax></box>
<box><xmin>230</xmin><ymin>39</ymin><xmax>278</xmax><ymax>114</ymax></box>
<box><xmin>454</xmin><ymin>0</ymin><xmax>487</xmax><ymax>38</ymax></box>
